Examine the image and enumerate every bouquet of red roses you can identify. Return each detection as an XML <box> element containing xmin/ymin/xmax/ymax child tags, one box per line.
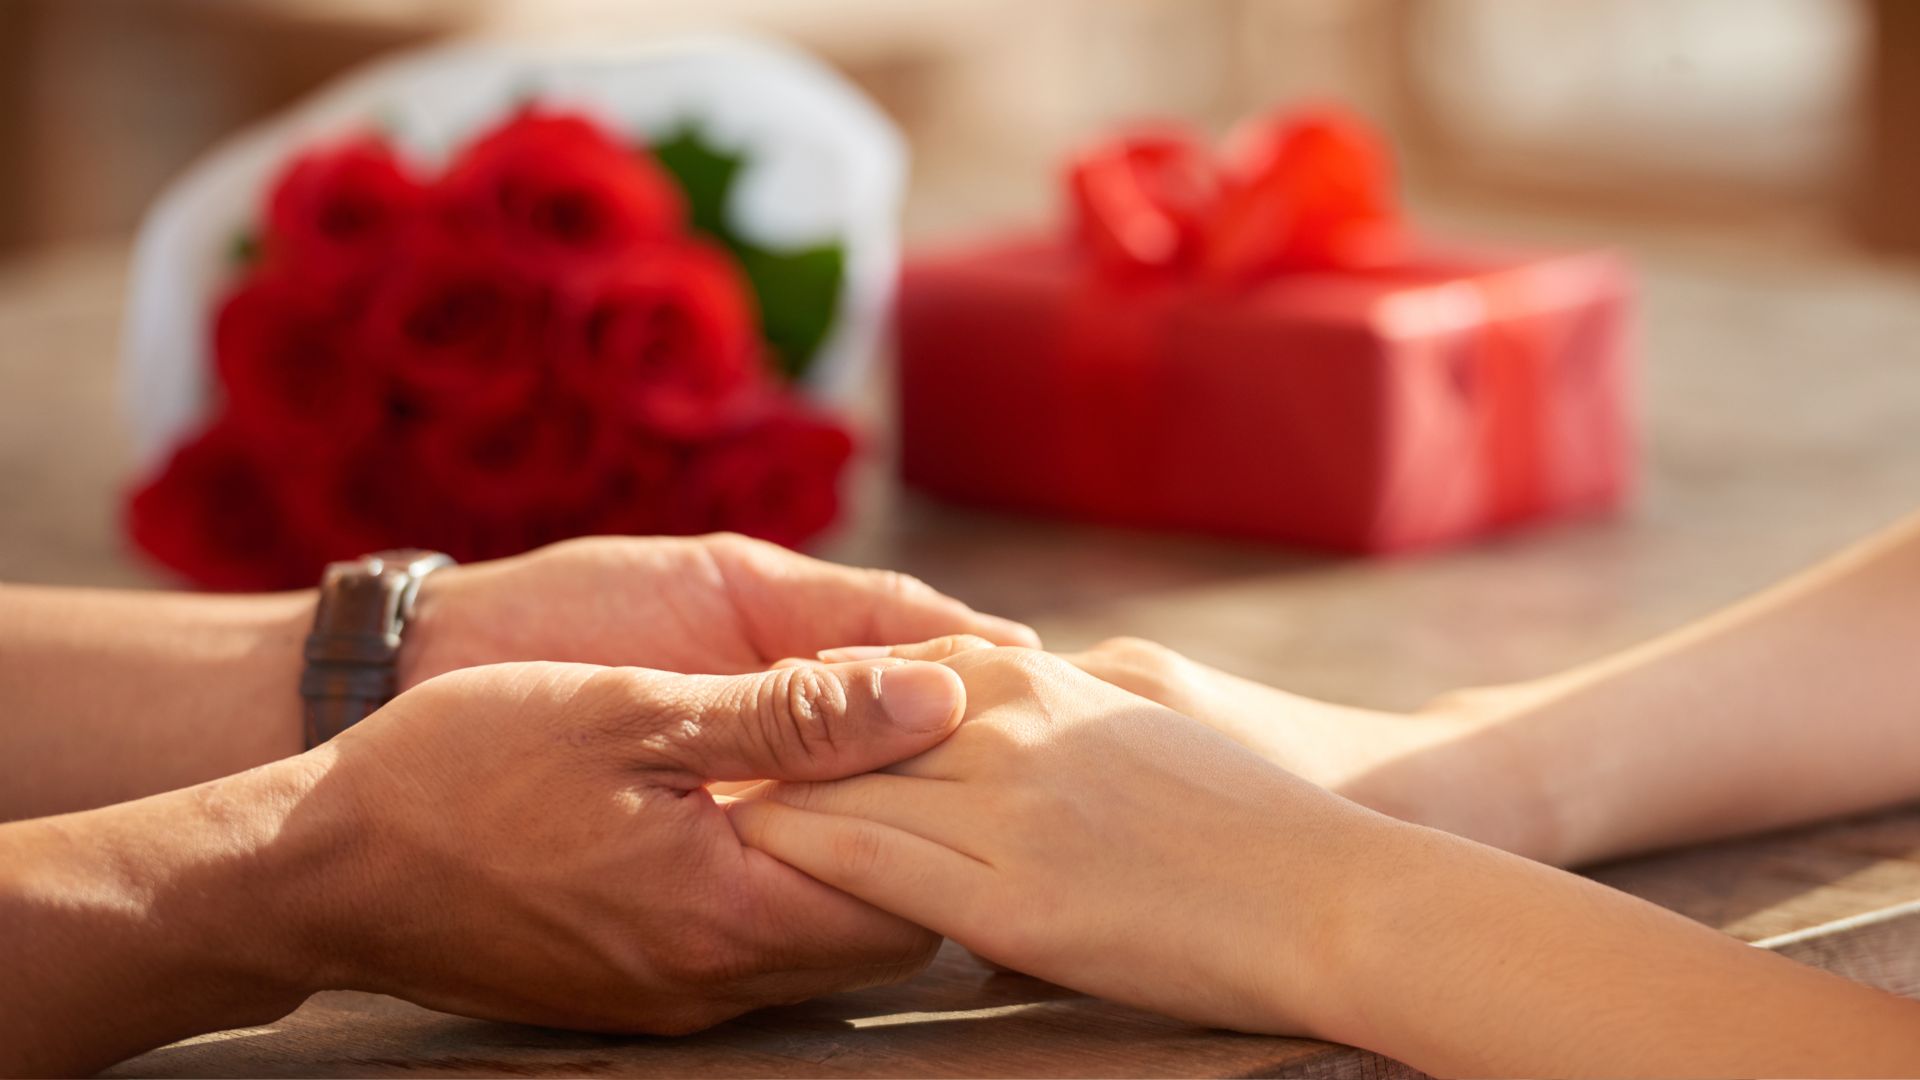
<box><xmin>127</xmin><ymin>108</ymin><xmax>855</xmax><ymax>590</ymax></box>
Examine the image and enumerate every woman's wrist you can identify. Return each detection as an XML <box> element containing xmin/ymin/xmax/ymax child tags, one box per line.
<box><xmin>1250</xmin><ymin>809</ymin><xmax>1449</xmax><ymax>1048</ymax></box>
<box><xmin>1337</xmin><ymin>682</ymin><xmax>1570</xmax><ymax>864</ymax></box>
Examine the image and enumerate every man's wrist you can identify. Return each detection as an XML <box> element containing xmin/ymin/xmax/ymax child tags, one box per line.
<box><xmin>0</xmin><ymin>753</ymin><xmax>365</xmax><ymax>1073</ymax></box>
<box><xmin>126</xmin><ymin>754</ymin><xmax>363</xmax><ymax>1014</ymax></box>
<box><xmin>391</xmin><ymin>560</ymin><xmax>488</xmax><ymax>694</ymax></box>
<box><xmin>186</xmin><ymin>753</ymin><xmax>371</xmax><ymax>1001</ymax></box>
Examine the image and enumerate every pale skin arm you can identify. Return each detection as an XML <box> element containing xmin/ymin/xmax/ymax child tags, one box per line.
<box><xmin>735</xmin><ymin>649</ymin><xmax>1920</xmax><ymax>1077</ymax></box>
<box><xmin>1417</xmin><ymin>506</ymin><xmax>1920</xmax><ymax>865</ymax></box>
<box><xmin>966</xmin><ymin>509</ymin><xmax>1920</xmax><ymax>867</ymax></box>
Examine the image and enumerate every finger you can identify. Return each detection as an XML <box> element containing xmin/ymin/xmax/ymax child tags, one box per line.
<box><xmin>729</xmin><ymin>798</ymin><xmax>993</xmax><ymax>942</ymax></box>
<box><xmin>763</xmin><ymin>773</ymin><xmax>984</xmax><ymax>858</ymax></box>
<box><xmin>705</xmin><ymin>535</ymin><xmax>1041</xmax><ymax>658</ymax></box>
<box><xmin>636</xmin><ymin>659</ymin><xmax>965</xmax><ymax>783</ymax></box>
<box><xmin>816</xmin><ymin>635</ymin><xmax>998</xmax><ymax>665</ymax></box>
<box><xmin>735</xmin><ymin>843</ymin><xmax>941</xmax><ymax>983</ymax></box>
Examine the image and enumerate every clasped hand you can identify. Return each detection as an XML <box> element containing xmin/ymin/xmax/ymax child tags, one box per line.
<box><xmin>304</xmin><ymin>537</ymin><xmax>1460</xmax><ymax>1043</ymax></box>
<box><xmin>196</xmin><ymin>533</ymin><xmax>1038</xmax><ymax>1039</ymax></box>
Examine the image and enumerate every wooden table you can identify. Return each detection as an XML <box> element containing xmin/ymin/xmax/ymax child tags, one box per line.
<box><xmin>4</xmin><ymin>232</ymin><xmax>1920</xmax><ymax>1077</ymax></box>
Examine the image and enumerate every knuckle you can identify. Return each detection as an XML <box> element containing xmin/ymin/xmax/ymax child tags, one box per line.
<box><xmin>1095</xmin><ymin>636</ymin><xmax>1176</xmax><ymax>666</ymax></box>
<box><xmin>905</xmin><ymin>633</ymin><xmax>995</xmax><ymax>660</ymax></box>
<box><xmin>700</xmin><ymin>531</ymin><xmax>771</xmax><ymax>566</ymax></box>
<box><xmin>829</xmin><ymin>821</ymin><xmax>891</xmax><ymax>883</ymax></box>
<box><xmin>942</xmin><ymin>645</ymin><xmax>1060</xmax><ymax>692</ymax></box>
<box><xmin>1085</xmin><ymin>637</ymin><xmax>1190</xmax><ymax>702</ymax></box>
<box><xmin>997</xmin><ymin>645</ymin><xmax>1072</xmax><ymax>684</ymax></box>
<box><xmin>769</xmin><ymin>780</ymin><xmax>822</xmax><ymax>813</ymax></box>
<box><xmin>868</xmin><ymin>567</ymin><xmax>934</xmax><ymax>600</ymax></box>
<box><xmin>536</xmin><ymin>534</ymin><xmax>616</xmax><ymax>563</ymax></box>
<box><xmin>762</xmin><ymin>666</ymin><xmax>849</xmax><ymax>767</ymax></box>
<box><xmin>733</xmin><ymin>664</ymin><xmax>848</xmax><ymax>772</ymax></box>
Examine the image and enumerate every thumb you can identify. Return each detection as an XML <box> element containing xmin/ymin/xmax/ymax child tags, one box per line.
<box><xmin>640</xmin><ymin>659</ymin><xmax>965</xmax><ymax>783</ymax></box>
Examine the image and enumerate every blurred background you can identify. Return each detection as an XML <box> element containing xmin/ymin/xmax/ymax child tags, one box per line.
<box><xmin>2</xmin><ymin>0</ymin><xmax>1914</xmax><ymax>249</ymax></box>
<box><xmin>2</xmin><ymin>0</ymin><xmax>1917</xmax><ymax>708</ymax></box>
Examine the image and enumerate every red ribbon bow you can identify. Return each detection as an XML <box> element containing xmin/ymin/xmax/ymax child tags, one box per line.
<box><xmin>1066</xmin><ymin>105</ymin><xmax>1404</xmax><ymax>284</ymax></box>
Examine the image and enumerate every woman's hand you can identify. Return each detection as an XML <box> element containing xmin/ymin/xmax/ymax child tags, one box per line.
<box><xmin>813</xmin><ymin>634</ymin><xmax>1552</xmax><ymax>861</ymax></box>
<box><xmin>734</xmin><ymin>647</ymin><xmax>1920</xmax><ymax>1077</ymax></box>
<box><xmin>732</xmin><ymin>647</ymin><xmax>1393</xmax><ymax>1037</ymax></box>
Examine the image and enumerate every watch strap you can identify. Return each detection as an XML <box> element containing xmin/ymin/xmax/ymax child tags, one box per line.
<box><xmin>301</xmin><ymin>548</ymin><xmax>453</xmax><ymax>748</ymax></box>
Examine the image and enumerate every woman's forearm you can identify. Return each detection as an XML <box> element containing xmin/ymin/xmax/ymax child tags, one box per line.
<box><xmin>0</xmin><ymin>584</ymin><xmax>313</xmax><ymax>821</ymax></box>
<box><xmin>1360</xmin><ymin>510</ymin><xmax>1920</xmax><ymax>866</ymax></box>
<box><xmin>1304</xmin><ymin>820</ymin><xmax>1920</xmax><ymax>1077</ymax></box>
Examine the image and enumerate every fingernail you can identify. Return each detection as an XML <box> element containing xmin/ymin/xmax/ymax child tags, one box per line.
<box><xmin>818</xmin><ymin>644</ymin><xmax>894</xmax><ymax>662</ymax></box>
<box><xmin>877</xmin><ymin>662</ymin><xmax>964</xmax><ymax>733</ymax></box>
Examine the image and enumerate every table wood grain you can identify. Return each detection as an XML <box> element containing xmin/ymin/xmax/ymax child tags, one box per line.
<box><xmin>3</xmin><ymin>230</ymin><xmax>1920</xmax><ymax>1077</ymax></box>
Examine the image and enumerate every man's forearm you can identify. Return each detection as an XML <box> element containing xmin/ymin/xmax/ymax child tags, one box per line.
<box><xmin>0</xmin><ymin>755</ymin><xmax>347</xmax><ymax>1076</ymax></box>
<box><xmin>0</xmin><ymin>585</ymin><xmax>313</xmax><ymax>820</ymax></box>
<box><xmin>1304</xmin><ymin>821</ymin><xmax>1920</xmax><ymax>1076</ymax></box>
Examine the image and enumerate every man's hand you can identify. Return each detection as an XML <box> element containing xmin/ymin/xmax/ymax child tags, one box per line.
<box><xmin>311</xmin><ymin>657</ymin><xmax>968</xmax><ymax>1033</ymax></box>
<box><xmin>0</xmin><ymin>534</ymin><xmax>1031</xmax><ymax>822</ymax></box>
<box><xmin>402</xmin><ymin>533</ymin><xmax>1038</xmax><ymax>688</ymax></box>
<box><xmin>0</xmin><ymin>652</ymin><xmax>967</xmax><ymax>1075</ymax></box>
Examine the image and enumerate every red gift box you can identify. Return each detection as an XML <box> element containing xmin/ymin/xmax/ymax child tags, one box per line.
<box><xmin>895</xmin><ymin>110</ymin><xmax>1635</xmax><ymax>555</ymax></box>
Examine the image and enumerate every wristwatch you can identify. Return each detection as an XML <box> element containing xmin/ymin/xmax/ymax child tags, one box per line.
<box><xmin>300</xmin><ymin>548</ymin><xmax>454</xmax><ymax>749</ymax></box>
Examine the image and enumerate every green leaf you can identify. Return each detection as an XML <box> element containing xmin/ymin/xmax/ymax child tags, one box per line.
<box><xmin>647</xmin><ymin>125</ymin><xmax>845</xmax><ymax>381</ymax></box>
<box><xmin>650</xmin><ymin>126</ymin><xmax>744</xmax><ymax>241</ymax></box>
<box><xmin>229</xmin><ymin>229</ymin><xmax>261</xmax><ymax>269</ymax></box>
<box><xmin>735</xmin><ymin>243</ymin><xmax>845</xmax><ymax>380</ymax></box>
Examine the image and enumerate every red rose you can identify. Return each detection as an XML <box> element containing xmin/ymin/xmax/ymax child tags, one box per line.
<box><xmin>1204</xmin><ymin>106</ymin><xmax>1402</xmax><ymax>281</ymax></box>
<box><xmin>213</xmin><ymin>270</ymin><xmax>383</xmax><ymax>450</ymax></box>
<box><xmin>437</xmin><ymin>109</ymin><xmax>684</xmax><ymax>274</ymax></box>
<box><xmin>415</xmin><ymin>392</ymin><xmax>621</xmax><ymax>516</ymax></box>
<box><xmin>588</xmin><ymin>435</ymin><xmax>688</xmax><ymax>537</ymax></box>
<box><xmin>1067</xmin><ymin>128</ymin><xmax>1218</xmax><ymax>277</ymax></box>
<box><xmin>361</xmin><ymin>240</ymin><xmax>539</xmax><ymax>416</ymax></box>
<box><xmin>679</xmin><ymin>407</ymin><xmax>855</xmax><ymax>548</ymax></box>
<box><xmin>265</xmin><ymin>135</ymin><xmax>424</xmax><ymax>284</ymax></box>
<box><xmin>552</xmin><ymin>240</ymin><xmax>761</xmax><ymax>438</ymax></box>
<box><xmin>125</xmin><ymin>420</ymin><xmax>323</xmax><ymax>590</ymax></box>
<box><xmin>285</xmin><ymin>438</ymin><xmax>436</xmax><ymax>562</ymax></box>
